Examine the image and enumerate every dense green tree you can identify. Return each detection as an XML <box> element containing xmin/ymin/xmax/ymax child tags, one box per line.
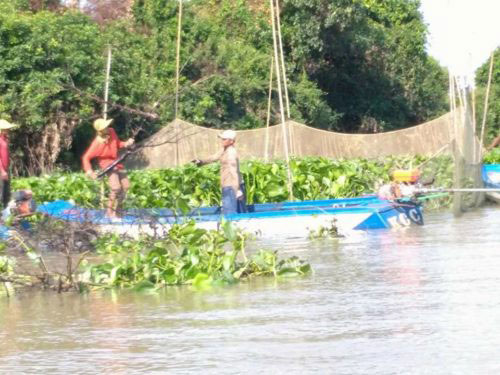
<box><xmin>282</xmin><ymin>0</ymin><xmax>447</xmax><ymax>131</ymax></box>
<box><xmin>0</xmin><ymin>5</ymin><xmax>105</xmax><ymax>174</ymax></box>
<box><xmin>132</xmin><ymin>0</ymin><xmax>341</xmax><ymax>130</ymax></box>
<box><xmin>475</xmin><ymin>48</ymin><xmax>500</xmax><ymax>144</ymax></box>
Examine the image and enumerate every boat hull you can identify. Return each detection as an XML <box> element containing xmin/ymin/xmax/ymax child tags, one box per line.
<box><xmin>482</xmin><ymin>164</ymin><xmax>500</xmax><ymax>203</ymax></box>
<box><xmin>36</xmin><ymin>197</ymin><xmax>423</xmax><ymax>239</ymax></box>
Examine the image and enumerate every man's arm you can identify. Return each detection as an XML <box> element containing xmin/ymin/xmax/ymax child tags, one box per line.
<box><xmin>197</xmin><ymin>148</ymin><xmax>224</xmax><ymax>165</ymax></box>
<box><xmin>486</xmin><ymin>135</ymin><xmax>500</xmax><ymax>151</ymax></box>
<box><xmin>111</xmin><ymin>128</ymin><xmax>134</xmax><ymax>149</ymax></box>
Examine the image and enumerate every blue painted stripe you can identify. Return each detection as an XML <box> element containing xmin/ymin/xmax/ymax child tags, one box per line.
<box><xmin>38</xmin><ymin>199</ymin><xmax>399</xmax><ymax>228</ymax></box>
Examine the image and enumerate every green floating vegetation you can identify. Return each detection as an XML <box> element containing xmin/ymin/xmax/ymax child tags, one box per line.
<box><xmin>308</xmin><ymin>218</ymin><xmax>344</xmax><ymax>240</ymax></box>
<box><xmin>79</xmin><ymin>221</ymin><xmax>312</xmax><ymax>291</ymax></box>
<box><xmin>483</xmin><ymin>148</ymin><xmax>500</xmax><ymax>164</ymax></box>
<box><xmin>13</xmin><ymin>155</ymin><xmax>457</xmax><ymax>210</ymax></box>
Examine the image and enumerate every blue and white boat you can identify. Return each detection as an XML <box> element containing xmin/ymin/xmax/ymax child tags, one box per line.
<box><xmin>482</xmin><ymin>164</ymin><xmax>500</xmax><ymax>203</ymax></box>
<box><xmin>35</xmin><ymin>196</ymin><xmax>423</xmax><ymax>239</ymax></box>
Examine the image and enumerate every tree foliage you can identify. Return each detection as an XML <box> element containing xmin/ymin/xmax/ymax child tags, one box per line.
<box><xmin>0</xmin><ymin>5</ymin><xmax>104</xmax><ymax>174</ymax></box>
<box><xmin>475</xmin><ymin>47</ymin><xmax>500</xmax><ymax>143</ymax></box>
<box><xmin>282</xmin><ymin>0</ymin><xmax>448</xmax><ymax>131</ymax></box>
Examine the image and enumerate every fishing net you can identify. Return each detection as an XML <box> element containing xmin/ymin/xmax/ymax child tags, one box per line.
<box><xmin>128</xmin><ymin>113</ymin><xmax>455</xmax><ymax>169</ymax></box>
<box><xmin>450</xmin><ymin>97</ymin><xmax>485</xmax><ymax>216</ymax></box>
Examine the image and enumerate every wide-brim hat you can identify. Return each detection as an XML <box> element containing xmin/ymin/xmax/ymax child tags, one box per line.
<box><xmin>93</xmin><ymin>118</ymin><xmax>113</xmax><ymax>132</ymax></box>
<box><xmin>218</xmin><ymin>129</ymin><xmax>236</xmax><ymax>140</ymax></box>
<box><xmin>0</xmin><ymin>119</ymin><xmax>19</xmax><ymax>130</ymax></box>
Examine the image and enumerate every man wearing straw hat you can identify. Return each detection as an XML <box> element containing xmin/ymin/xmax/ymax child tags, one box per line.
<box><xmin>82</xmin><ymin>118</ymin><xmax>134</xmax><ymax>219</ymax></box>
<box><xmin>193</xmin><ymin>129</ymin><xmax>247</xmax><ymax>214</ymax></box>
<box><xmin>0</xmin><ymin>119</ymin><xmax>18</xmax><ymax>208</ymax></box>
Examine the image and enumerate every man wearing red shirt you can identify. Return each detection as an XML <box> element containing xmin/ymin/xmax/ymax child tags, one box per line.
<box><xmin>0</xmin><ymin>119</ymin><xmax>18</xmax><ymax>208</ymax></box>
<box><xmin>82</xmin><ymin>118</ymin><xmax>134</xmax><ymax>219</ymax></box>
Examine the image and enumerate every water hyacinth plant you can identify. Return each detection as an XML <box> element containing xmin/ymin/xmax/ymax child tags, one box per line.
<box><xmin>483</xmin><ymin>148</ymin><xmax>500</xmax><ymax>164</ymax></box>
<box><xmin>80</xmin><ymin>221</ymin><xmax>312</xmax><ymax>290</ymax></box>
<box><xmin>12</xmin><ymin>155</ymin><xmax>456</xmax><ymax>210</ymax></box>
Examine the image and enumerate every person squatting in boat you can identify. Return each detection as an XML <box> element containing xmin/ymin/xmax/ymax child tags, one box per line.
<box><xmin>377</xmin><ymin>169</ymin><xmax>428</xmax><ymax>201</ymax></box>
<box><xmin>192</xmin><ymin>129</ymin><xmax>247</xmax><ymax>214</ymax></box>
<box><xmin>1</xmin><ymin>189</ymin><xmax>37</xmax><ymax>227</ymax></box>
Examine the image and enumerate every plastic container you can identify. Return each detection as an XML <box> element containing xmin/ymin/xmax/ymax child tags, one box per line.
<box><xmin>392</xmin><ymin>169</ymin><xmax>420</xmax><ymax>183</ymax></box>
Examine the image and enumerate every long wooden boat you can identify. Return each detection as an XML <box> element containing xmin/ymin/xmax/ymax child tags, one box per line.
<box><xmin>34</xmin><ymin>196</ymin><xmax>424</xmax><ymax>239</ymax></box>
<box><xmin>482</xmin><ymin>164</ymin><xmax>500</xmax><ymax>203</ymax></box>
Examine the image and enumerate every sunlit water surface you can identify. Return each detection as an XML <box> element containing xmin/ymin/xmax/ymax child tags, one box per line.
<box><xmin>1</xmin><ymin>206</ymin><xmax>499</xmax><ymax>374</ymax></box>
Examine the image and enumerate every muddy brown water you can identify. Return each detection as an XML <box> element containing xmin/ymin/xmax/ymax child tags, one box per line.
<box><xmin>1</xmin><ymin>206</ymin><xmax>499</xmax><ymax>374</ymax></box>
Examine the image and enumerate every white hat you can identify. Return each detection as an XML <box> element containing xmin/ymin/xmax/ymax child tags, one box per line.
<box><xmin>218</xmin><ymin>129</ymin><xmax>236</xmax><ymax>140</ymax></box>
<box><xmin>93</xmin><ymin>118</ymin><xmax>113</xmax><ymax>132</ymax></box>
<box><xmin>0</xmin><ymin>119</ymin><xmax>18</xmax><ymax>130</ymax></box>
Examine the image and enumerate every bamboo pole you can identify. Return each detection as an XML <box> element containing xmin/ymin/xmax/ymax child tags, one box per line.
<box><xmin>478</xmin><ymin>51</ymin><xmax>495</xmax><ymax>158</ymax></box>
<box><xmin>103</xmin><ymin>45</ymin><xmax>112</xmax><ymax>120</ymax></box>
<box><xmin>175</xmin><ymin>0</ymin><xmax>183</xmax><ymax>119</ymax></box>
<box><xmin>274</xmin><ymin>0</ymin><xmax>293</xmax><ymax>155</ymax></box>
<box><xmin>454</xmin><ymin>76</ymin><xmax>466</xmax><ymax>132</ymax></box>
<box><xmin>275</xmin><ymin>0</ymin><xmax>290</xmax><ymax>118</ymax></box>
<box><xmin>265</xmin><ymin>57</ymin><xmax>274</xmax><ymax>162</ymax></box>
<box><xmin>449</xmin><ymin>72</ymin><xmax>458</xmax><ymax>147</ymax></box>
<box><xmin>449</xmin><ymin>73</ymin><xmax>463</xmax><ymax>216</ymax></box>
<box><xmin>101</xmin><ymin>45</ymin><xmax>112</xmax><ymax>209</ymax></box>
<box><xmin>174</xmin><ymin>0</ymin><xmax>183</xmax><ymax>166</ymax></box>
<box><xmin>270</xmin><ymin>0</ymin><xmax>293</xmax><ymax>200</ymax></box>
<box><xmin>471</xmin><ymin>87</ymin><xmax>477</xmax><ymax>163</ymax></box>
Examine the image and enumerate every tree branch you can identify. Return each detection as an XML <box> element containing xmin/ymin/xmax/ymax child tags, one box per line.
<box><xmin>65</xmin><ymin>83</ymin><xmax>160</xmax><ymax>120</ymax></box>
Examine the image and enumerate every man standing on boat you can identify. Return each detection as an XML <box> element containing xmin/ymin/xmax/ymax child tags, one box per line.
<box><xmin>193</xmin><ymin>129</ymin><xmax>247</xmax><ymax>214</ymax></box>
<box><xmin>0</xmin><ymin>119</ymin><xmax>18</xmax><ymax>209</ymax></box>
<box><xmin>82</xmin><ymin>118</ymin><xmax>134</xmax><ymax>219</ymax></box>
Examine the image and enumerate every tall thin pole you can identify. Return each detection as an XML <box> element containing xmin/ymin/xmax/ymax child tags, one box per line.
<box><xmin>101</xmin><ymin>45</ymin><xmax>112</xmax><ymax>209</ymax></box>
<box><xmin>449</xmin><ymin>72</ymin><xmax>462</xmax><ymax>216</ymax></box>
<box><xmin>471</xmin><ymin>87</ymin><xmax>477</xmax><ymax>163</ymax></box>
<box><xmin>270</xmin><ymin>0</ymin><xmax>293</xmax><ymax>200</ymax></box>
<box><xmin>274</xmin><ymin>0</ymin><xmax>293</xmax><ymax>155</ymax></box>
<box><xmin>103</xmin><ymin>45</ymin><xmax>112</xmax><ymax>120</ymax></box>
<box><xmin>275</xmin><ymin>0</ymin><xmax>290</xmax><ymax>118</ymax></box>
<box><xmin>174</xmin><ymin>0</ymin><xmax>183</xmax><ymax>166</ymax></box>
<box><xmin>478</xmin><ymin>51</ymin><xmax>495</xmax><ymax>158</ymax></box>
<box><xmin>265</xmin><ymin>57</ymin><xmax>274</xmax><ymax>162</ymax></box>
<box><xmin>449</xmin><ymin>72</ymin><xmax>459</xmax><ymax>153</ymax></box>
<box><xmin>175</xmin><ymin>0</ymin><xmax>183</xmax><ymax>119</ymax></box>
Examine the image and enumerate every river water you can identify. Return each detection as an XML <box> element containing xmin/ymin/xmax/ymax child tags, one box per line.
<box><xmin>1</xmin><ymin>206</ymin><xmax>499</xmax><ymax>374</ymax></box>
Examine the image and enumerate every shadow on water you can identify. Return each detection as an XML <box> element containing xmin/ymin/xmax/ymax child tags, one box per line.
<box><xmin>1</xmin><ymin>206</ymin><xmax>500</xmax><ymax>374</ymax></box>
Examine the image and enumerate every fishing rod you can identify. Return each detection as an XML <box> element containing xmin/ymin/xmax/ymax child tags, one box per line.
<box><xmin>96</xmin><ymin>125</ymin><xmax>203</xmax><ymax>179</ymax></box>
<box><xmin>96</xmin><ymin>126</ymin><xmax>143</xmax><ymax>179</ymax></box>
<box><xmin>416</xmin><ymin>187</ymin><xmax>500</xmax><ymax>194</ymax></box>
<box><xmin>96</xmin><ymin>147</ymin><xmax>135</xmax><ymax>179</ymax></box>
